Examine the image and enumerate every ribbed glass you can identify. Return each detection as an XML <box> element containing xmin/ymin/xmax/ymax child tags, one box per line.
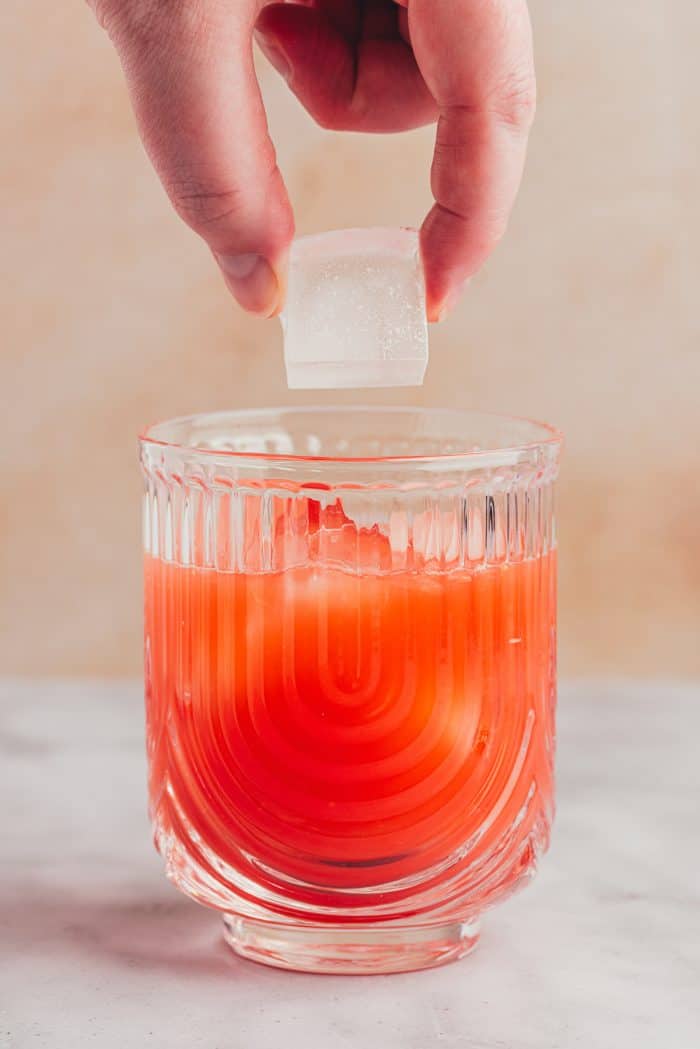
<box><xmin>140</xmin><ymin>408</ymin><xmax>562</xmax><ymax>973</ymax></box>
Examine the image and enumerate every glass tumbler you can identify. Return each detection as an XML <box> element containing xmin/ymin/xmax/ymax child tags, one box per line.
<box><xmin>140</xmin><ymin>407</ymin><xmax>562</xmax><ymax>974</ymax></box>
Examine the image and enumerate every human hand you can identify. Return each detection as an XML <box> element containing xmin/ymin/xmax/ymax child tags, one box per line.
<box><xmin>90</xmin><ymin>0</ymin><xmax>535</xmax><ymax>320</ymax></box>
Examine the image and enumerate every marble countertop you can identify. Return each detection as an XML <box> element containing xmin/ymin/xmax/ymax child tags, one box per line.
<box><xmin>2</xmin><ymin>679</ymin><xmax>699</xmax><ymax>1048</ymax></box>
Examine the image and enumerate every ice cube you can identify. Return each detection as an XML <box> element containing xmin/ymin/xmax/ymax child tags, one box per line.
<box><xmin>281</xmin><ymin>227</ymin><xmax>428</xmax><ymax>390</ymax></box>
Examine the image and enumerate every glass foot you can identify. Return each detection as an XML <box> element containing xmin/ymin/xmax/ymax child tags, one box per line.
<box><xmin>222</xmin><ymin>914</ymin><xmax>481</xmax><ymax>974</ymax></box>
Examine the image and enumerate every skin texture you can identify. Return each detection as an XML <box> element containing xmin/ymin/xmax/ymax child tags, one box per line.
<box><xmin>89</xmin><ymin>0</ymin><xmax>535</xmax><ymax>320</ymax></box>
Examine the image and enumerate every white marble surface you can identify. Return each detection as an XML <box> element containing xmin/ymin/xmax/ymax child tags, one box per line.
<box><xmin>2</xmin><ymin>679</ymin><xmax>699</xmax><ymax>1048</ymax></box>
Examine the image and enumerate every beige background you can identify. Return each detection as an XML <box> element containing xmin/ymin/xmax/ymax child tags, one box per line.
<box><xmin>2</xmin><ymin>2</ymin><xmax>698</xmax><ymax>677</ymax></box>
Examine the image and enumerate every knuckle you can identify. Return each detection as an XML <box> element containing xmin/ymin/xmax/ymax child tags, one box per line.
<box><xmin>433</xmin><ymin>118</ymin><xmax>473</xmax><ymax>175</ymax></box>
<box><xmin>165</xmin><ymin>177</ymin><xmax>246</xmax><ymax>235</ymax></box>
<box><xmin>491</xmin><ymin>70</ymin><xmax>537</xmax><ymax>131</ymax></box>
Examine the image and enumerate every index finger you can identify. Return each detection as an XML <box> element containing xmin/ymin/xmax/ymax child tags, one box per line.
<box><xmin>91</xmin><ymin>0</ymin><xmax>294</xmax><ymax>316</ymax></box>
<box><xmin>409</xmin><ymin>0</ymin><xmax>536</xmax><ymax>319</ymax></box>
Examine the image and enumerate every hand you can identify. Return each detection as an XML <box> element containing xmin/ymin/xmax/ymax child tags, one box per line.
<box><xmin>90</xmin><ymin>0</ymin><xmax>535</xmax><ymax>320</ymax></box>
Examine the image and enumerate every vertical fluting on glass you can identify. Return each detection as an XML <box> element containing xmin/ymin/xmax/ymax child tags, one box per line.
<box><xmin>141</xmin><ymin>411</ymin><xmax>560</xmax><ymax>927</ymax></box>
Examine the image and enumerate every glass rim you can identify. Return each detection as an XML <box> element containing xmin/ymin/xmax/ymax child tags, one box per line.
<box><xmin>139</xmin><ymin>406</ymin><xmax>563</xmax><ymax>469</ymax></box>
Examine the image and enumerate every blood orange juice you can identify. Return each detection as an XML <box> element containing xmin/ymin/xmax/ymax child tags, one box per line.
<box><xmin>140</xmin><ymin>408</ymin><xmax>562</xmax><ymax>973</ymax></box>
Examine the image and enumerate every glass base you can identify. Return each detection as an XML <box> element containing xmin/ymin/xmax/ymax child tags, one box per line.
<box><xmin>222</xmin><ymin>913</ymin><xmax>481</xmax><ymax>974</ymax></box>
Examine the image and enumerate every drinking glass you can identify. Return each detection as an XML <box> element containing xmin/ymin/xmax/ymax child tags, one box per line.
<box><xmin>140</xmin><ymin>407</ymin><xmax>562</xmax><ymax>973</ymax></box>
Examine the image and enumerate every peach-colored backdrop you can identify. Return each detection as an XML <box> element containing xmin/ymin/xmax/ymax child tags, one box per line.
<box><xmin>2</xmin><ymin>2</ymin><xmax>699</xmax><ymax>677</ymax></box>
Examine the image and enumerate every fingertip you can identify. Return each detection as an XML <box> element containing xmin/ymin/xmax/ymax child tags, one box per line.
<box><xmin>430</xmin><ymin>278</ymin><xmax>471</xmax><ymax>323</ymax></box>
<box><xmin>420</xmin><ymin>224</ymin><xmax>449</xmax><ymax>323</ymax></box>
<box><xmin>216</xmin><ymin>253</ymin><xmax>285</xmax><ymax>318</ymax></box>
<box><xmin>421</xmin><ymin>206</ymin><xmax>480</xmax><ymax>322</ymax></box>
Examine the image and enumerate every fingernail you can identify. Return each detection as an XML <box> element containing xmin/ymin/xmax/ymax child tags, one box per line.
<box><xmin>254</xmin><ymin>33</ymin><xmax>292</xmax><ymax>82</ymax></box>
<box><xmin>216</xmin><ymin>253</ymin><xmax>280</xmax><ymax>317</ymax></box>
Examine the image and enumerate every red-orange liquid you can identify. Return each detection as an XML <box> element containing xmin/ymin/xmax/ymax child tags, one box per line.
<box><xmin>145</xmin><ymin>510</ymin><xmax>556</xmax><ymax>910</ymax></box>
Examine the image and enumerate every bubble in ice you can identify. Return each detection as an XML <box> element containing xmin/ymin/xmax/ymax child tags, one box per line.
<box><xmin>281</xmin><ymin>228</ymin><xmax>428</xmax><ymax>390</ymax></box>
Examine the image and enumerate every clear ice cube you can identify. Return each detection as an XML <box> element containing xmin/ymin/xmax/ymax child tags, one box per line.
<box><xmin>281</xmin><ymin>227</ymin><xmax>428</xmax><ymax>390</ymax></box>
